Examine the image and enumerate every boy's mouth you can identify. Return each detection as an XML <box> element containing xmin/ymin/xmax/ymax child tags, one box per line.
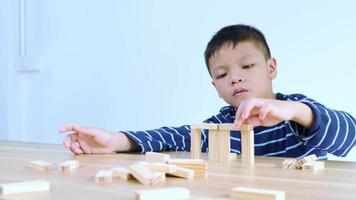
<box><xmin>233</xmin><ymin>88</ymin><xmax>248</xmax><ymax>97</ymax></box>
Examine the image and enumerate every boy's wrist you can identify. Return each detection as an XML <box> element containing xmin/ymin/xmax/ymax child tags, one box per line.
<box><xmin>290</xmin><ymin>101</ymin><xmax>314</xmax><ymax>129</ymax></box>
<box><xmin>111</xmin><ymin>132</ymin><xmax>138</xmax><ymax>152</ymax></box>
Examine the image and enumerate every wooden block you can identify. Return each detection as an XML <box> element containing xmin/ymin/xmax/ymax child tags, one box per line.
<box><xmin>218</xmin><ymin>123</ymin><xmax>252</xmax><ymax>132</ymax></box>
<box><xmin>149</xmin><ymin>163</ymin><xmax>177</xmax><ymax>173</ymax></box>
<box><xmin>112</xmin><ymin>167</ymin><xmax>133</xmax><ymax>180</ymax></box>
<box><xmin>0</xmin><ymin>180</ymin><xmax>50</xmax><ymax>195</ymax></box>
<box><xmin>136</xmin><ymin>187</ymin><xmax>190</xmax><ymax>200</ymax></box>
<box><xmin>230</xmin><ymin>187</ymin><xmax>285</xmax><ymax>200</ymax></box>
<box><xmin>58</xmin><ymin>160</ymin><xmax>79</xmax><ymax>173</ymax></box>
<box><xmin>129</xmin><ymin>163</ymin><xmax>164</xmax><ymax>185</ymax></box>
<box><xmin>95</xmin><ymin>170</ymin><xmax>114</xmax><ymax>184</ymax></box>
<box><xmin>229</xmin><ymin>153</ymin><xmax>237</xmax><ymax>161</ymax></box>
<box><xmin>240</xmin><ymin>128</ymin><xmax>254</xmax><ymax>166</ymax></box>
<box><xmin>282</xmin><ymin>159</ymin><xmax>296</xmax><ymax>169</ymax></box>
<box><xmin>302</xmin><ymin>161</ymin><xmax>325</xmax><ymax>172</ymax></box>
<box><xmin>28</xmin><ymin>160</ymin><xmax>52</xmax><ymax>172</ymax></box>
<box><xmin>167</xmin><ymin>166</ymin><xmax>194</xmax><ymax>179</ymax></box>
<box><xmin>146</xmin><ymin>152</ymin><xmax>170</xmax><ymax>163</ymax></box>
<box><xmin>190</xmin><ymin>123</ymin><xmax>218</xmax><ymax>130</ymax></box>
<box><xmin>218</xmin><ymin>129</ymin><xmax>231</xmax><ymax>163</ymax></box>
<box><xmin>168</xmin><ymin>159</ymin><xmax>205</xmax><ymax>165</ymax></box>
<box><xmin>208</xmin><ymin>129</ymin><xmax>219</xmax><ymax>162</ymax></box>
<box><xmin>190</xmin><ymin>127</ymin><xmax>202</xmax><ymax>159</ymax></box>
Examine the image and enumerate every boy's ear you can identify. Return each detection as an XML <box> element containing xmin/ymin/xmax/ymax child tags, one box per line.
<box><xmin>267</xmin><ymin>57</ymin><xmax>278</xmax><ymax>80</ymax></box>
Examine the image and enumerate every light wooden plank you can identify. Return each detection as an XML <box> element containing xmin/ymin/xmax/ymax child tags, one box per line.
<box><xmin>0</xmin><ymin>180</ymin><xmax>50</xmax><ymax>195</ymax></box>
<box><xmin>230</xmin><ymin>187</ymin><xmax>285</xmax><ymax>200</ymax></box>
<box><xmin>136</xmin><ymin>187</ymin><xmax>190</xmax><ymax>200</ymax></box>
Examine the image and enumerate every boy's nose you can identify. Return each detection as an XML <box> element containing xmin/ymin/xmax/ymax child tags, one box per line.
<box><xmin>230</xmin><ymin>76</ymin><xmax>244</xmax><ymax>85</ymax></box>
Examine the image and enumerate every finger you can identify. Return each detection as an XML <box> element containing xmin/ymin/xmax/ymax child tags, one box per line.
<box><xmin>72</xmin><ymin>126</ymin><xmax>98</xmax><ymax>138</ymax></box>
<box><xmin>241</xmin><ymin>99</ymin><xmax>264</xmax><ymax>120</ymax></box>
<box><xmin>259</xmin><ymin>103</ymin><xmax>271</xmax><ymax>120</ymax></box>
<box><xmin>63</xmin><ymin>133</ymin><xmax>78</xmax><ymax>148</ymax></box>
<box><xmin>234</xmin><ymin>101</ymin><xmax>246</xmax><ymax>128</ymax></box>
<box><xmin>58</xmin><ymin>124</ymin><xmax>79</xmax><ymax>133</ymax></box>
<box><xmin>78</xmin><ymin>134</ymin><xmax>92</xmax><ymax>154</ymax></box>
<box><xmin>70</xmin><ymin>142</ymin><xmax>84</xmax><ymax>154</ymax></box>
<box><xmin>245</xmin><ymin>116</ymin><xmax>261</xmax><ymax>127</ymax></box>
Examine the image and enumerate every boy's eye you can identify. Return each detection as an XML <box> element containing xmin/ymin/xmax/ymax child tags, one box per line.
<box><xmin>242</xmin><ymin>64</ymin><xmax>254</xmax><ymax>69</ymax></box>
<box><xmin>216</xmin><ymin>73</ymin><xmax>227</xmax><ymax>79</ymax></box>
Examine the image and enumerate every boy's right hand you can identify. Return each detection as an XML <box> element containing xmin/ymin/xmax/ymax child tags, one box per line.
<box><xmin>59</xmin><ymin>125</ymin><xmax>137</xmax><ymax>154</ymax></box>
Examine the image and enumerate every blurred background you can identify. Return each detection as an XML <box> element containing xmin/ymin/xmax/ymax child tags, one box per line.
<box><xmin>0</xmin><ymin>0</ymin><xmax>355</xmax><ymax>161</ymax></box>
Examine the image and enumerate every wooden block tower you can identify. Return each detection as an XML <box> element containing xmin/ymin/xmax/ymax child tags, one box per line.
<box><xmin>190</xmin><ymin>123</ymin><xmax>254</xmax><ymax>166</ymax></box>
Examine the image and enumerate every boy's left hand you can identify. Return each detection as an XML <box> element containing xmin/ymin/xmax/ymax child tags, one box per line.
<box><xmin>234</xmin><ymin>97</ymin><xmax>309</xmax><ymax>129</ymax></box>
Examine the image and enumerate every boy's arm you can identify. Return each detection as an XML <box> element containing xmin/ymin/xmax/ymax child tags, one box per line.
<box><xmin>288</xmin><ymin>96</ymin><xmax>356</xmax><ymax>157</ymax></box>
<box><xmin>234</xmin><ymin>95</ymin><xmax>356</xmax><ymax>157</ymax></box>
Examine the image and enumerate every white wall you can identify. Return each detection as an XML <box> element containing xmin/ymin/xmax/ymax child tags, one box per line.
<box><xmin>0</xmin><ymin>0</ymin><xmax>355</xmax><ymax>160</ymax></box>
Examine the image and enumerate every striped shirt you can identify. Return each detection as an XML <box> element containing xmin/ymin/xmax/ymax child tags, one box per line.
<box><xmin>121</xmin><ymin>93</ymin><xmax>356</xmax><ymax>158</ymax></box>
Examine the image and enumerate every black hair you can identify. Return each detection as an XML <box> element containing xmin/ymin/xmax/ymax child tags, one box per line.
<box><xmin>204</xmin><ymin>24</ymin><xmax>271</xmax><ymax>75</ymax></box>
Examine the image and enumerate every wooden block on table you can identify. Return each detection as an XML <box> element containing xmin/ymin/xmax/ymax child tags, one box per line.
<box><xmin>112</xmin><ymin>167</ymin><xmax>133</xmax><ymax>180</ymax></box>
<box><xmin>208</xmin><ymin>129</ymin><xmax>219</xmax><ymax>162</ymax></box>
<box><xmin>230</xmin><ymin>187</ymin><xmax>285</xmax><ymax>200</ymax></box>
<box><xmin>129</xmin><ymin>163</ymin><xmax>165</xmax><ymax>185</ymax></box>
<box><xmin>190</xmin><ymin>123</ymin><xmax>218</xmax><ymax>130</ymax></box>
<box><xmin>136</xmin><ymin>187</ymin><xmax>190</xmax><ymax>200</ymax></box>
<box><xmin>146</xmin><ymin>152</ymin><xmax>170</xmax><ymax>163</ymax></box>
<box><xmin>168</xmin><ymin>159</ymin><xmax>205</xmax><ymax>165</ymax></box>
<box><xmin>218</xmin><ymin>123</ymin><xmax>252</xmax><ymax>132</ymax></box>
<box><xmin>240</xmin><ymin>128</ymin><xmax>254</xmax><ymax>166</ymax></box>
<box><xmin>0</xmin><ymin>180</ymin><xmax>50</xmax><ymax>195</ymax></box>
<box><xmin>218</xmin><ymin>129</ymin><xmax>231</xmax><ymax>163</ymax></box>
<box><xmin>167</xmin><ymin>166</ymin><xmax>194</xmax><ymax>179</ymax></box>
<box><xmin>190</xmin><ymin>127</ymin><xmax>202</xmax><ymax>159</ymax></box>
<box><xmin>149</xmin><ymin>163</ymin><xmax>177</xmax><ymax>173</ymax></box>
<box><xmin>58</xmin><ymin>160</ymin><xmax>79</xmax><ymax>173</ymax></box>
<box><xmin>302</xmin><ymin>161</ymin><xmax>325</xmax><ymax>172</ymax></box>
<box><xmin>28</xmin><ymin>160</ymin><xmax>52</xmax><ymax>172</ymax></box>
<box><xmin>95</xmin><ymin>170</ymin><xmax>114</xmax><ymax>184</ymax></box>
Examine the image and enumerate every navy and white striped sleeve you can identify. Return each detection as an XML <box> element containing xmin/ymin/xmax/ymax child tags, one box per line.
<box><xmin>288</xmin><ymin>94</ymin><xmax>356</xmax><ymax>157</ymax></box>
<box><xmin>120</xmin><ymin>125</ymin><xmax>191</xmax><ymax>153</ymax></box>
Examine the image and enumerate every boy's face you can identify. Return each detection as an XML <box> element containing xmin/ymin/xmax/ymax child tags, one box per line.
<box><xmin>209</xmin><ymin>41</ymin><xmax>277</xmax><ymax>108</ymax></box>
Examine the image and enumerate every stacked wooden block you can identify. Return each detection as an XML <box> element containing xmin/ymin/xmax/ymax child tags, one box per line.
<box><xmin>95</xmin><ymin>152</ymin><xmax>208</xmax><ymax>185</ymax></box>
<box><xmin>283</xmin><ymin>154</ymin><xmax>324</xmax><ymax>172</ymax></box>
<box><xmin>190</xmin><ymin>123</ymin><xmax>254</xmax><ymax>166</ymax></box>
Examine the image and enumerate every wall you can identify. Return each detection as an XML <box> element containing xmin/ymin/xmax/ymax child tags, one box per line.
<box><xmin>0</xmin><ymin>0</ymin><xmax>355</xmax><ymax>160</ymax></box>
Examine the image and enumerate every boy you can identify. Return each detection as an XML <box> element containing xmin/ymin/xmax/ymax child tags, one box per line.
<box><xmin>59</xmin><ymin>24</ymin><xmax>356</xmax><ymax>159</ymax></box>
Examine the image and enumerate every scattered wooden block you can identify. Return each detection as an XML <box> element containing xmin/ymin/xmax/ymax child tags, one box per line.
<box><xmin>146</xmin><ymin>152</ymin><xmax>170</xmax><ymax>163</ymax></box>
<box><xmin>135</xmin><ymin>187</ymin><xmax>190</xmax><ymax>200</ymax></box>
<box><xmin>129</xmin><ymin>163</ymin><xmax>165</xmax><ymax>185</ymax></box>
<box><xmin>283</xmin><ymin>154</ymin><xmax>319</xmax><ymax>170</ymax></box>
<box><xmin>0</xmin><ymin>180</ymin><xmax>50</xmax><ymax>195</ymax></box>
<box><xmin>95</xmin><ymin>170</ymin><xmax>114</xmax><ymax>184</ymax></box>
<box><xmin>148</xmin><ymin>163</ymin><xmax>177</xmax><ymax>173</ymax></box>
<box><xmin>168</xmin><ymin>159</ymin><xmax>207</xmax><ymax>178</ymax></box>
<box><xmin>28</xmin><ymin>160</ymin><xmax>52</xmax><ymax>172</ymax></box>
<box><xmin>230</xmin><ymin>187</ymin><xmax>285</xmax><ymax>200</ymax></box>
<box><xmin>302</xmin><ymin>161</ymin><xmax>325</xmax><ymax>172</ymax></box>
<box><xmin>167</xmin><ymin>166</ymin><xmax>194</xmax><ymax>179</ymax></box>
<box><xmin>112</xmin><ymin>167</ymin><xmax>133</xmax><ymax>180</ymax></box>
<box><xmin>168</xmin><ymin>159</ymin><xmax>205</xmax><ymax>165</ymax></box>
<box><xmin>58</xmin><ymin>160</ymin><xmax>79</xmax><ymax>173</ymax></box>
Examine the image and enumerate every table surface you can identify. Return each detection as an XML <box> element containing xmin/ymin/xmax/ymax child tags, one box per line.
<box><xmin>0</xmin><ymin>140</ymin><xmax>355</xmax><ymax>200</ymax></box>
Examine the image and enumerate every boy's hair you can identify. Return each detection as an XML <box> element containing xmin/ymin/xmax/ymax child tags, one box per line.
<box><xmin>204</xmin><ymin>24</ymin><xmax>271</xmax><ymax>75</ymax></box>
